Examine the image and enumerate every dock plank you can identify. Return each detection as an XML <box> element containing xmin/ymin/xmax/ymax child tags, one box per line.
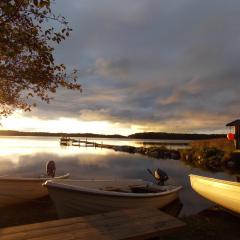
<box><xmin>0</xmin><ymin>208</ymin><xmax>160</xmax><ymax>235</ymax></box>
<box><xmin>0</xmin><ymin>208</ymin><xmax>185</xmax><ymax>240</ymax></box>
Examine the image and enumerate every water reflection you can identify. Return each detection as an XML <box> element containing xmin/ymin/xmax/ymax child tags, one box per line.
<box><xmin>0</xmin><ymin>136</ymin><xmax>235</xmax><ymax>216</ymax></box>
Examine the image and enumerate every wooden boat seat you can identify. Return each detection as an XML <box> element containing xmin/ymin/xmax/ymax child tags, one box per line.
<box><xmin>103</xmin><ymin>187</ymin><xmax>132</xmax><ymax>193</ymax></box>
<box><xmin>130</xmin><ymin>186</ymin><xmax>166</xmax><ymax>193</ymax></box>
<box><xmin>99</xmin><ymin>183</ymin><xmax>147</xmax><ymax>193</ymax></box>
<box><xmin>101</xmin><ymin>184</ymin><xmax>169</xmax><ymax>193</ymax></box>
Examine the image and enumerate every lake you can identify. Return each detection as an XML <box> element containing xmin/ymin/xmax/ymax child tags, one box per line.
<box><xmin>0</xmin><ymin>136</ymin><xmax>235</xmax><ymax>216</ymax></box>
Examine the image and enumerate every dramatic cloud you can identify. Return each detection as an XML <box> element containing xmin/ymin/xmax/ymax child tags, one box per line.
<box><xmin>5</xmin><ymin>0</ymin><xmax>240</xmax><ymax>134</ymax></box>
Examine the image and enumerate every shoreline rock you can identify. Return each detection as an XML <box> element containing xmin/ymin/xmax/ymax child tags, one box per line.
<box><xmin>113</xmin><ymin>145</ymin><xmax>181</xmax><ymax>160</ymax></box>
<box><xmin>112</xmin><ymin>143</ymin><xmax>240</xmax><ymax>173</ymax></box>
<box><xmin>180</xmin><ymin>147</ymin><xmax>240</xmax><ymax>173</ymax></box>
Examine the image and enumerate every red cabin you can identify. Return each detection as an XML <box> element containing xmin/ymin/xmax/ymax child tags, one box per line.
<box><xmin>226</xmin><ymin>119</ymin><xmax>240</xmax><ymax>150</ymax></box>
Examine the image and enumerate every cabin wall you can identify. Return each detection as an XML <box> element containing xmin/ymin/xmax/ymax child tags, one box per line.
<box><xmin>235</xmin><ymin>125</ymin><xmax>240</xmax><ymax>150</ymax></box>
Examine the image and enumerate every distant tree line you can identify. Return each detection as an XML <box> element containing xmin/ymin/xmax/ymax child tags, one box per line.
<box><xmin>0</xmin><ymin>130</ymin><xmax>225</xmax><ymax>140</ymax></box>
<box><xmin>128</xmin><ymin>132</ymin><xmax>225</xmax><ymax>140</ymax></box>
<box><xmin>0</xmin><ymin>130</ymin><xmax>125</xmax><ymax>138</ymax></box>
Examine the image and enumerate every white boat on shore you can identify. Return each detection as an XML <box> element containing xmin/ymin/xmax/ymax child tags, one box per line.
<box><xmin>190</xmin><ymin>174</ymin><xmax>240</xmax><ymax>214</ymax></box>
<box><xmin>0</xmin><ymin>173</ymin><xmax>70</xmax><ymax>207</ymax></box>
<box><xmin>44</xmin><ymin>179</ymin><xmax>182</xmax><ymax>218</ymax></box>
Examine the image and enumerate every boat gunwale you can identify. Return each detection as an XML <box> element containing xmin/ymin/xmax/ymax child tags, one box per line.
<box><xmin>0</xmin><ymin>173</ymin><xmax>70</xmax><ymax>182</ymax></box>
<box><xmin>44</xmin><ymin>180</ymin><xmax>182</xmax><ymax>198</ymax></box>
<box><xmin>189</xmin><ymin>174</ymin><xmax>240</xmax><ymax>187</ymax></box>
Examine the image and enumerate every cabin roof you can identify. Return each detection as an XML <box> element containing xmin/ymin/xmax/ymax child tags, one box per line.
<box><xmin>226</xmin><ymin>119</ymin><xmax>240</xmax><ymax>126</ymax></box>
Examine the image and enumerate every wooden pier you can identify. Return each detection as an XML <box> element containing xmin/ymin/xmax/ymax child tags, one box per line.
<box><xmin>0</xmin><ymin>208</ymin><xmax>185</xmax><ymax>240</ymax></box>
<box><xmin>60</xmin><ymin>137</ymin><xmax>113</xmax><ymax>149</ymax></box>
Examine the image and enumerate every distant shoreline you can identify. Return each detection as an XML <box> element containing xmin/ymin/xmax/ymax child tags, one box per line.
<box><xmin>0</xmin><ymin>130</ymin><xmax>225</xmax><ymax>140</ymax></box>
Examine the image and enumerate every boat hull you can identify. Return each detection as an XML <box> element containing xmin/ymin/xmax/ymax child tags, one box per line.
<box><xmin>190</xmin><ymin>174</ymin><xmax>240</xmax><ymax>214</ymax></box>
<box><xmin>45</xmin><ymin>180</ymin><xmax>181</xmax><ymax>218</ymax></box>
<box><xmin>0</xmin><ymin>173</ymin><xmax>70</xmax><ymax>207</ymax></box>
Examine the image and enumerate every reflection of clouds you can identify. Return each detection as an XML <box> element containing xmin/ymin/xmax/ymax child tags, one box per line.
<box><xmin>0</xmin><ymin>159</ymin><xmax>16</xmax><ymax>175</ymax></box>
<box><xmin>0</xmin><ymin>137</ymin><xmax>111</xmax><ymax>163</ymax></box>
<box><xmin>0</xmin><ymin>137</ymin><xmax>185</xmax><ymax>164</ymax></box>
<box><xmin>0</xmin><ymin>137</ymin><xmax>235</xmax><ymax>216</ymax></box>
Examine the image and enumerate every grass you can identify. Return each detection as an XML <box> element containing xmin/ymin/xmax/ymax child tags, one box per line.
<box><xmin>190</xmin><ymin>138</ymin><xmax>235</xmax><ymax>153</ymax></box>
<box><xmin>179</xmin><ymin>138</ymin><xmax>239</xmax><ymax>172</ymax></box>
<box><xmin>161</xmin><ymin>207</ymin><xmax>240</xmax><ymax>240</ymax></box>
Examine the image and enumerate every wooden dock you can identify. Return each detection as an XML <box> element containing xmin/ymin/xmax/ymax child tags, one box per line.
<box><xmin>60</xmin><ymin>137</ymin><xmax>113</xmax><ymax>149</ymax></box>
<box><xmin>0</xmin><ymin>208</ymin><xmax>185</xmax><ymax>240</ymax></box>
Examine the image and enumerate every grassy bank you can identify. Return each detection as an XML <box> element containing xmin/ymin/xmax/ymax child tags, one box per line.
<box><xmin>113</xmin><ymin>138</ymin><xmax>240</xmax><ymax>173</ymax></box>
<box><xmin>162</xmin><ymin>207</ymin><xmax>240</xmax><ymax>240</ymax></box>
<box><xmin>180</xmin><ymin>138</ymin><xmax>240</xmax><ymax>173</ymax></box>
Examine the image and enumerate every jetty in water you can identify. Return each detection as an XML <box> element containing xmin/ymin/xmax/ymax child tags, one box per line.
<box><xmin>59</xmin><ymin>137</ymin><xmax>182</xmax><ymax>160</ymax></box>
<box><xmin>60</xmin><ymin>137</ymin><xmax>113</xmax><ymax>148</ymax></box>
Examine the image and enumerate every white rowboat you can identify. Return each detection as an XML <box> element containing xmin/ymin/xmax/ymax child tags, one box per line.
<box><xmin>190</xmin><ymin>174</ymin><xmax>240</xmax><ymax>214</ymax></box>
<box><xmin>44</xmin><ymin>179</ymin><xmax>182</xmax><ymax>218</ymax></box>
<box><xmin>0</xmin><ymin>173</ymin><xmax>70</xmax><ymax>207</ymax></box>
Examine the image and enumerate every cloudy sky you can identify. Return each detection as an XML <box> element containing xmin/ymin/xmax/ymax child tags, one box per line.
<box><xmin>2</xmin><ymin>0</ymin><xmax>240</xmax><ymax>135</ymax></box>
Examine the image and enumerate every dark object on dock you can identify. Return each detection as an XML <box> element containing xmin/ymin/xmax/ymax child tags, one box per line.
<box><xmin>46</xmin><ymin>161</ymin><xmax>56</xmax><ymax>178</ymax></box>
<box><xmin>148</xmin><ymin>168</ymin><xmax>169</xmax><ymax>185</ymax></box>
<box><xmin>0</xmin><ymin>208</ymin><xmax>185</xmax><ymax>240</ymax></box>
<box><xmin>226</xmin><ymin>119</ymin><xmax>240</xmax><ymax>150</ymax></box>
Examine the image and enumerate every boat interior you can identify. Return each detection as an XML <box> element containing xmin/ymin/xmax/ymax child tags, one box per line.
<box><xmin>46</xmin><ymin>179</ymin><xmax>178</xmax><ymax>194</ymax></box>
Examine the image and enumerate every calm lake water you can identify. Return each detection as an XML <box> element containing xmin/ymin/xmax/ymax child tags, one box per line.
<box><xmin>0</xmin><ymin>136</ymin><xmax>235</xmax><ymax>216</ymax></box>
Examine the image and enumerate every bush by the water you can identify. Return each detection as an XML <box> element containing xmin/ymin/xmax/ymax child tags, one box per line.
<box><xmin>180</xmin><ymin>138</ymin><xmax>240</xmax><ymax>172</ymax></box>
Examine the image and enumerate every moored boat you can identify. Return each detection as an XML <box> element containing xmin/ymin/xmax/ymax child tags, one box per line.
<box><xmin>0</xmin><ymin>173</ymin><xmax>70</xmax><ymax>207</ymax></box>
<box><xmin>190</xmin><ymin>174</ymin><xmax>240</xmax><ymax>214</ymax></box>
<box><xmin>44</xmin><ymin>179</ymin><xmax>182</xmax><ymax>218</ymax></box>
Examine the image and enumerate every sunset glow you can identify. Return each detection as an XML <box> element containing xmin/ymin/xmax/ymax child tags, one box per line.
<box><xmin>1</xmin><ymin>0</ymin><xmax>239</xmax><ymax>135</ymax></box>
<box><xmin>0</xmin><ymin>113</ymin><xmax>138</xmax><ymax>135</ymax></box>
<box><xmin>1</xmin><ymin>1</ymin><xmax>240</xmax><ymax>234</ymax></box>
